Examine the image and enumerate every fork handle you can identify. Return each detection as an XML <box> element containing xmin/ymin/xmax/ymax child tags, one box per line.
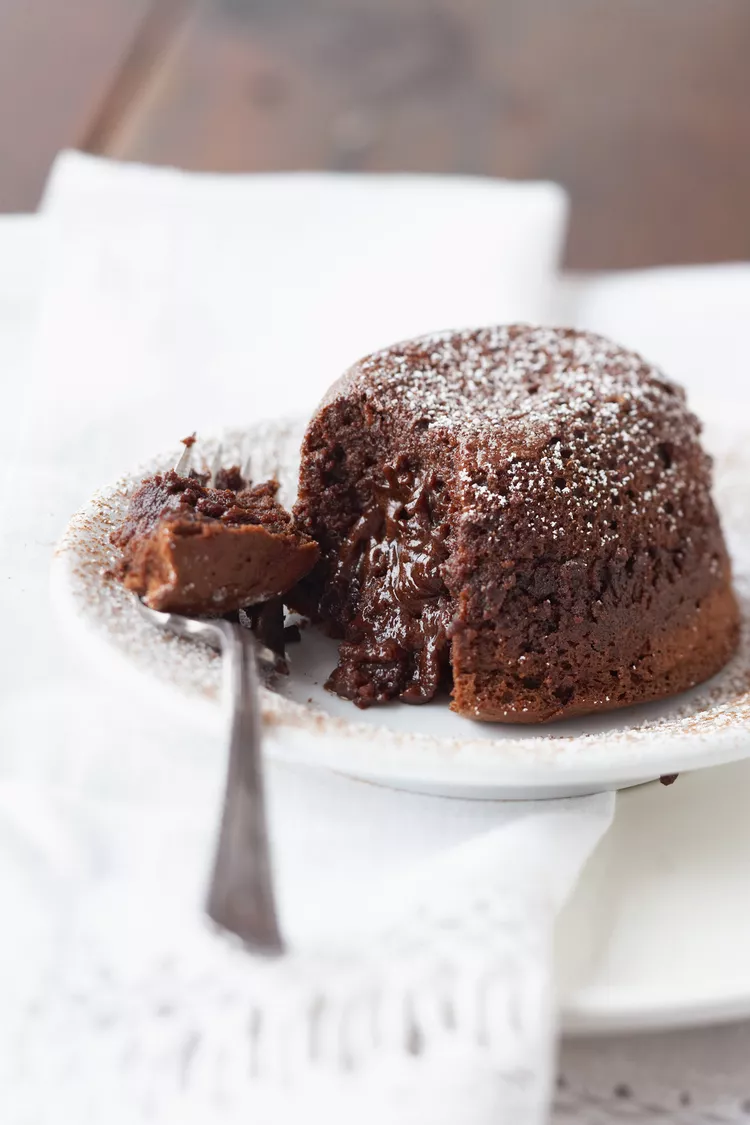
<box><xmin>205</xmin><ymin>620</ymin><xmax>284</xmax><ymax>955</ymax></box>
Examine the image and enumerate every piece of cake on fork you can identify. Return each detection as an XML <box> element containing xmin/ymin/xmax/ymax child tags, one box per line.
<box><xmin>113</xmin><ymin>454</ymin><xmax>318</xmax><ymax>616</ymax></box>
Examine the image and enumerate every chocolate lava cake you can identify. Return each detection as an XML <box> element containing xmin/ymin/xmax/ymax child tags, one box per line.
<box><xmin>113</xmin><ymin>467</ymin><xmax>318</xmax><ymax>615</ymax></box>
<box><xmin>293</xmin><ymin>325</ymin><xmax>739</xmax><ymax>722</ymax></box>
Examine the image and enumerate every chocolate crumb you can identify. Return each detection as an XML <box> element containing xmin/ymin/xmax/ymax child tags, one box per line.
<box><xmin>247</xmin><ymin>597</ymin><xmax>286</xmax><ymax>660</ymax></box>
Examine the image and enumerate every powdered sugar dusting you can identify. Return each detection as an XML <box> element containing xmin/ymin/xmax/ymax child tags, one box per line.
<box><xmin>354</xmin><ymin>325</ymin><xmax>702</xmax><ymax>547</ymax></box>
<box><xmin>357</xmin><ymin>325</ymin><xmax>682</xmax><ymax>429</ymax></box>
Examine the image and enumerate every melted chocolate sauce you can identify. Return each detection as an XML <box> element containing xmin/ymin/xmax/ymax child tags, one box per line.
<box><xmin>323</xmin><ymin>461</ymin><xmax>453</xmax><ymax>707</ymax></box>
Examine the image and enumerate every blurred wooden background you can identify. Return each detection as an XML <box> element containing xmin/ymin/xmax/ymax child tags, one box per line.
<box><xmin>2</xmin><ymin>0</ymin><xmax>750</xmax><ymax>267</ymax></box>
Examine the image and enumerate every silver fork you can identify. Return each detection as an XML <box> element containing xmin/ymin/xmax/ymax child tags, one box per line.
<box><xmin>136</xmin><ymin>602</ymin><xmax>284</xmax><ymax>955</ymax></box>
<box><xmin>134</xmin><ymin>436</ymin><xmax>285</xmax><ymax>955</ymax></box>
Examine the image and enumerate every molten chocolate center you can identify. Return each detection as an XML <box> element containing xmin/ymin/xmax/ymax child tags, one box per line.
<box><xmin>323</xmin><ymin>462</ymin><xmax>453</xmax><ymax>707</ymax></box>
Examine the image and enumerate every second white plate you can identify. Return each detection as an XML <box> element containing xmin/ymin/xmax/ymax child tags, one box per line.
<box><xmin>558</xmin><ymin>757</ymin><xmax>750</xmax><ymax>1034</ymax></box>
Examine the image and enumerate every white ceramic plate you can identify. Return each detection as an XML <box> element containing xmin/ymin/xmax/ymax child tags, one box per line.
<box><xmin>558</xmin><ymin>757</ymin><xmax>750</xmax><ymax>1034</ymax></box>
<box><xmin>52</xmin><ymin>417</ymin><xmax>750</xmax><ymax>800</ymax></box>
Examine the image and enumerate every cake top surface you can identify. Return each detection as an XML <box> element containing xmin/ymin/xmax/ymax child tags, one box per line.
<box><xmin>335</xmin><ymin>324</ymin><xmax>707</xmax><ymax>549</ymax></box>
<box><xmin>351</xmin><ymin>324</ymin><xmax>688</xmax><ymax>438</ymax></box>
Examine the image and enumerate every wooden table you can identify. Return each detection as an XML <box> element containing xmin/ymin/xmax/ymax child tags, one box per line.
<box><xmin>3</xmin><ymin>0</ymin><xmax>750</xmax><ymax>268</ymax></box>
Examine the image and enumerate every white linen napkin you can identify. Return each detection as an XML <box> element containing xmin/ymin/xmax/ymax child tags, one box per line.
<box><xmin>32</xmin><ymin>152</ymin><xmax>568</xmax><ymax>484</ymax></box>
<box><xmin>566</xmin><ymin>263</ymin><xmax>750</xmax><ymax>425</ymax></box>
<box><xmin>3</xmin><ymin>775</ymin><xmax>613</xmax><ymax>1125</ymax></box>
<box><xmin>3</xmin><ymin>153</ymin><xmax>613</xmax><ymax>1125</ymax></box>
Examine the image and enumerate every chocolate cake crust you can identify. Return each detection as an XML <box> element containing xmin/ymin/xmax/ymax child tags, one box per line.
<box><xmin>294</xmin><ymin>325</ymin><xmax>740</xmax><ymax>721</ymax></box>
